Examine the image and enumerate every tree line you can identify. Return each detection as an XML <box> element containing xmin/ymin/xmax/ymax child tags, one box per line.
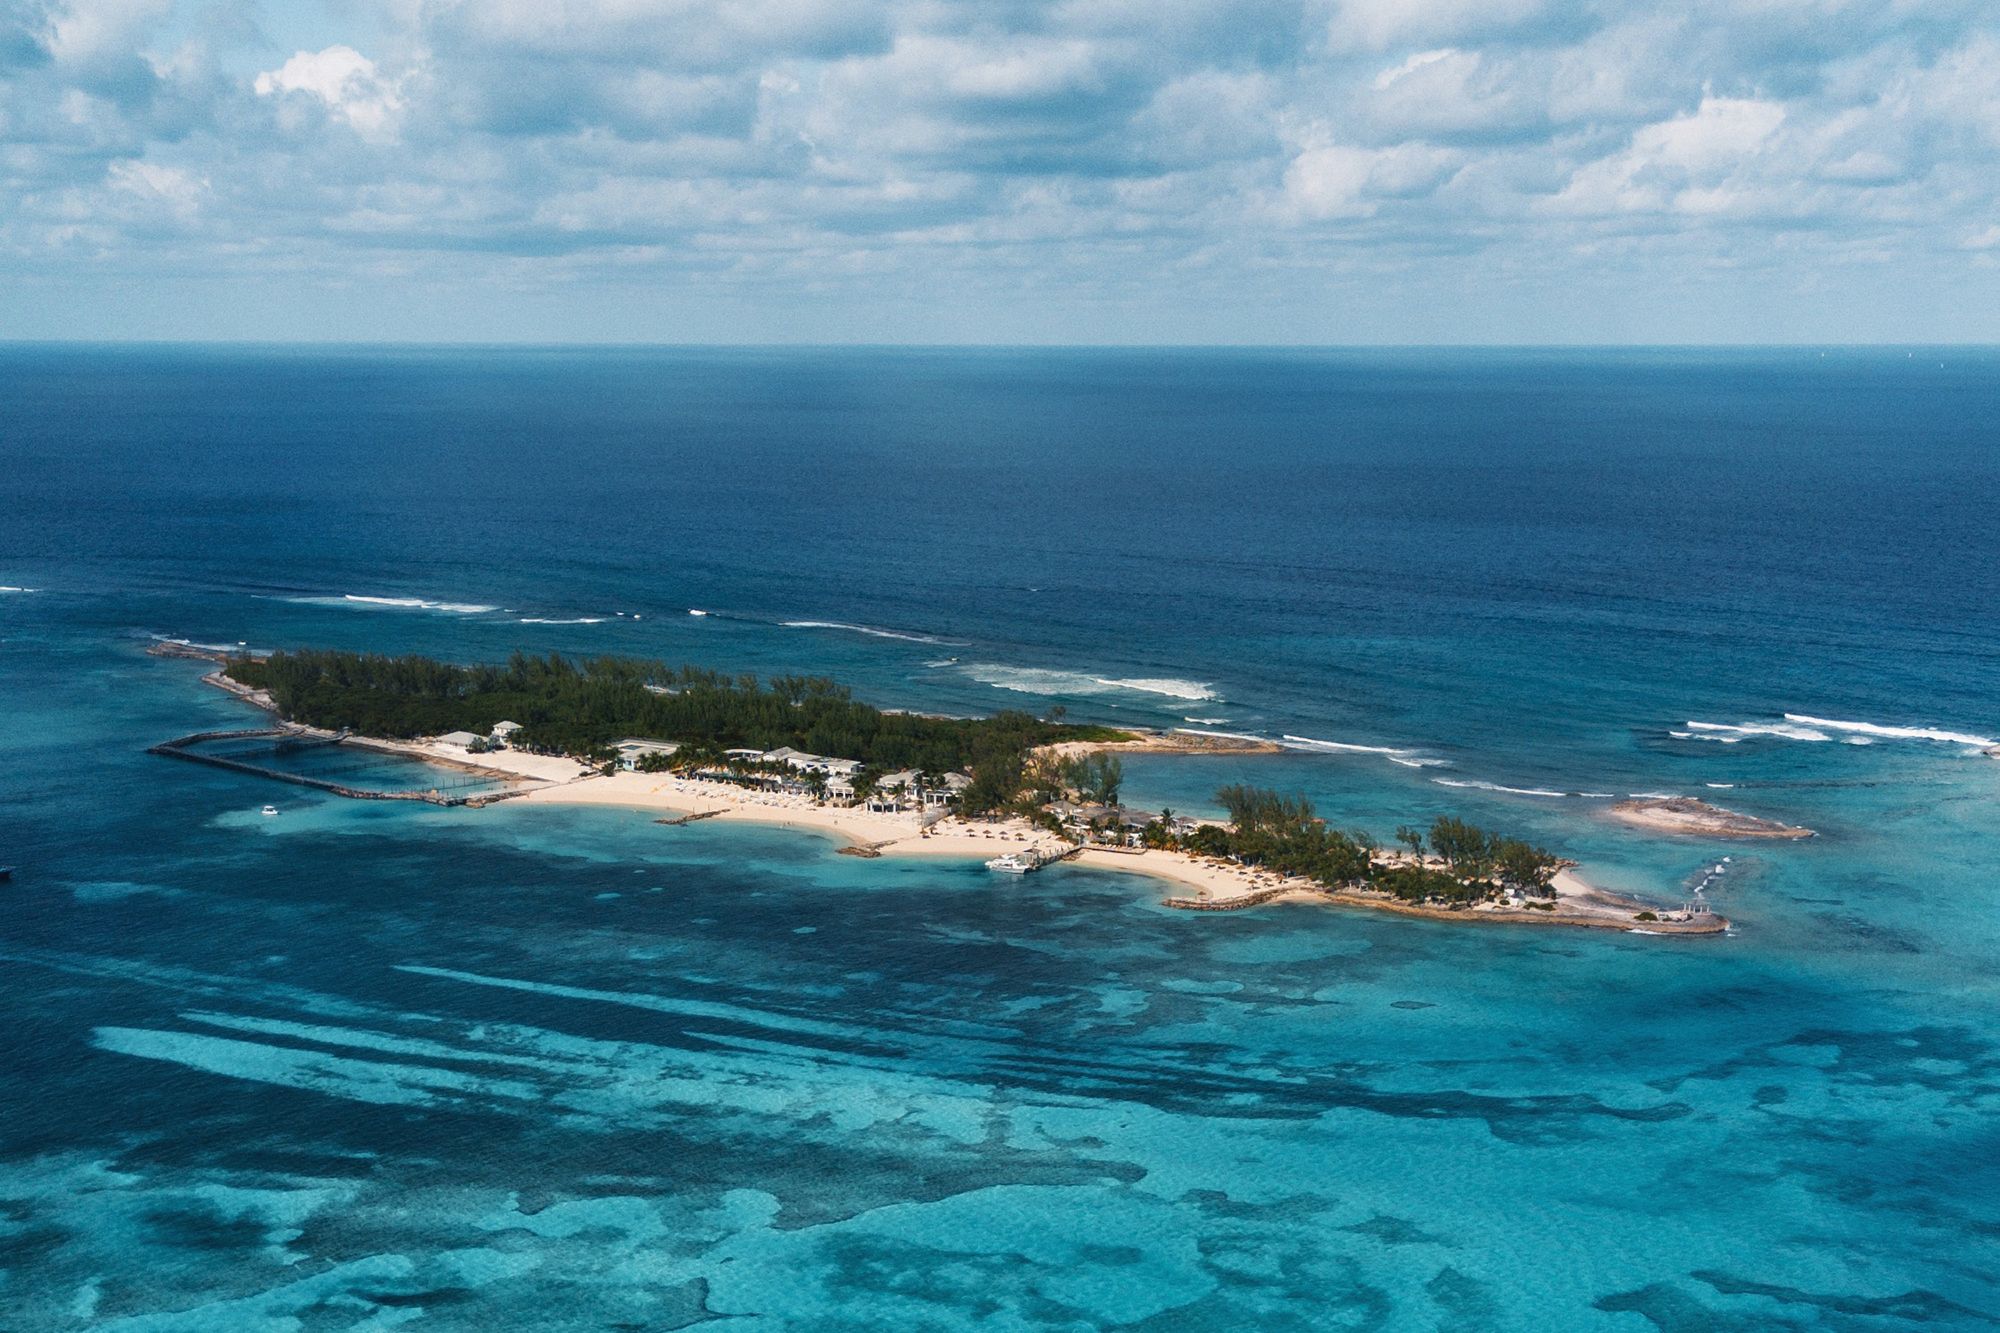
<box><xmin>1142</xmin><ymin>785</ymin><xmax>1563</xmax><ymax>907</ymax></box>
<box><xmin>227</xmin><ymin>649</ymin><xmax>1127</xmax><ymax>789</ymax></box>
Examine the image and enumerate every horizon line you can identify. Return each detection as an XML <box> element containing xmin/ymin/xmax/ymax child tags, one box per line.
<box><xmin>3</xmin><ymin>339</ymin><xmax>1997</xmax><ymax>352</ymax></box>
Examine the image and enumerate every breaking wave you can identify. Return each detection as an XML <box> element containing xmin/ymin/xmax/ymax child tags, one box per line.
<box><xmin>1432</xmin><ymin>778</ymin><xmax>1569</xmax><ymax>798</ymax></box>
<box><xmin>1282</xmin><ymin>734</ymin><xmax>1450</xmax><ymax>767</ymax></box>
<box><xmin>783</xmin><ymin>620</ymin><xmax>967</xmax><ymax>646</ymax></box>
<box><xmin>1678</xmin><ymin>713</ymin><xmax>1994</xmax><ymax>751</ymax></box>
<box><xmin>0</xmin><ymin>585</ymin><xmax>37</xmax><ymax>593</ymax></box>
<box><xmin>1678</xmin><ymin>720</ymin><xmax>1831</xmax><ymax>743</ymax></box>
<box><xmin>150</xmin><ymin>634</ymin><xmax>255</xmax><ymax>655</ymax></box>
<box><xmin>961</xmin><ymin>664</ymin><xmax>1218</xmax><ymax>702</ymax></box>
<box><xmin>1783</xmin><ymin>713</ymin><xmax>1995</xmax><ymax>749</ymax></box>
<box><xmin>290</xmin><ymin>594</ymin><xmax>502</xmax><ymax>615</ymax></box>
<box><xmin>518</xmin><ymin>617</ymin><xmax>608</xmax><ymax>625</ymax></box>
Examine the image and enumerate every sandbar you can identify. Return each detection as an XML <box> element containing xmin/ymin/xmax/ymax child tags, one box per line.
<box><xmin>1609</xmin><ymin>797</ymin><xmax>1814</xmax><ymax>840</ymax></box>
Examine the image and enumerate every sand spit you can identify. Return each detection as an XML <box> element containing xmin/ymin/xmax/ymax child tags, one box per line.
<box><xmin>1610</xmin><ymin>797</ymin><xmax>1814</xmax><ymax>840</ymax></box>
<box><xmin>1037</xmin><ymin>728</ymin><xmax>1284</xmax><ymax>759</ymax></box>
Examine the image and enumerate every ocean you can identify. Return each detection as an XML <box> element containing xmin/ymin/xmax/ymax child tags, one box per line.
<box><xmin>2</xmin><ymin>345</ymin><xmax>1997</xmax><ymax>1328</ymax></box>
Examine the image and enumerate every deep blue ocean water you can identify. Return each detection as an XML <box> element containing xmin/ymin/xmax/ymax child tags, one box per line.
<box><xmin>2</xmin><ymin>345</ymin><xmax>1997</xmax><ymax>1329</ymax></box>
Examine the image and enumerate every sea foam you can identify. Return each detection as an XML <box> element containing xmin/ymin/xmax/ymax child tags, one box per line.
<box><xmin>1783</xmin><ymin>713</ymin><xmax>1995</xmax><ymax>748</ymax></box>
<box><xmin>1680</xmin><ymin>720</ymin><xmax>1832</xmax><ymax>742</ymax></box>
<box><xmin>1282</xmin><ymin>734</ymin><xmax>1449</xmax><ymax>767</ymax></box>
<box><xmin>1681</xmin><ymin>713</ymin><xmax>1995</xmax><ymax>751</ymax></box>
<box><xmin>961</xmin><ymin>664</ymin><xmax>1218</xmax><ymax>702</ymax></box>
<box><xmin>290</xmin><ymin>593</ymin><xmax>502</xmax><ymax>615</ymax></box>
<box><xmin>1432</xmin><ymin>778</ymin><xmax>1568</xmax><ymax>798</ymax></box>
<box><xmin>783</xmin><ymin>620</ymin><xmax>967</xmax><ymax>646</ymax></box>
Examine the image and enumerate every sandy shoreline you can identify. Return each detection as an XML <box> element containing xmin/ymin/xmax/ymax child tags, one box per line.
<box><xmin>500</xmin><ymin>768</ymin><xmax>1724</xmax><ymax>934</ymax></box>
<box><xmin>177</xmin><ymin>657</ymin><xmax>1723</xmax><ymax>935</ymax></box>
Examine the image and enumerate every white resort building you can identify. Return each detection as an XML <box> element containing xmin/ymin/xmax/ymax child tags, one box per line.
<box><xmin>615</xmin><ymin>738</ymin><xmax>680</xmax><ymax>770</ymax></box>
<box><xmin>866</xmin><ymin>770</ymin><xmax>972</xmax><ymax>814</ymax></box>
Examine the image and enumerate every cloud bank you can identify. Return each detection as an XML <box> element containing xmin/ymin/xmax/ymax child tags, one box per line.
<box><xmin>2</xmin><ymin>0</ymin><xmax>1996</xmax><ymax>340</ymax></box>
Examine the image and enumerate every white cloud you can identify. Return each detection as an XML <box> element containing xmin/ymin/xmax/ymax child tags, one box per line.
<box><xmin>1326</xmin><ymin>0</ymin><xmax>1561</xmax><ymax>53</ymax></box>
<box><xmin>105</xmin><ymin>159</ymin><xmax>205</xmax><ymax>219</ymax></box>
<box><xmin>1548</xmin><ymin>96</ymin><xmax>1788</xmax><ymax>215</ymax></box>
<box><xmin>1284</xmin><ymin>141</ymin><xmax>1459</xmax><ymax>218</ymax></box>
<box><xmin>4</xmin><ymin>0</ymin><xmax>2000</xmax><ymax>337</ymax></box>
<box><xmin>255</xmin><ymin>46</ymin><xmax>406</xmax><ymax>141</ymax></box>
<box><xmin>41</xmin><ymin>0</ymin><xmax>173</xmax><ymax>69</ymax></box>
<box><xmin>1374</xmin><ymin>49</ymin><xmax>1458</xmax><ymax>91</ymax></box>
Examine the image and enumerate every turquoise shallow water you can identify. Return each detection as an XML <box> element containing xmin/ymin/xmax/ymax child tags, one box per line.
<box><xmin>2</xmin><ymin>347</ymin><xmax>1998</xmax><ymax>1328</ymax></box>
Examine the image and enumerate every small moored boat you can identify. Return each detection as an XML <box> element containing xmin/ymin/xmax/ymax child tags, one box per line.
<box><xmin>985</xmin><ymin>850</ymin><xmax>1041</xmax><ymax>874</ymax></box>
<box><xmin>261</xmin><ymin>805</ymin><xmax>280</xmax><ymax>817</ymax></box>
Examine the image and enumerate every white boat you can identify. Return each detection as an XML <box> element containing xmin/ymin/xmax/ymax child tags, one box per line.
<box><xmin>986</xmin><ymin>851</ymin><xmax>1040</xmax><ymax>874</ymax></box>
<box><xmin>261</xmin><ymin>805</ymin><xmax>280</xmax><ymax>817</ymax></box>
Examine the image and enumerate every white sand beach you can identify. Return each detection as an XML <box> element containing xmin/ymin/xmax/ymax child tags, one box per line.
<box><xmin>502</xmin><ymin>768</ymin><xmax>1725</xmax><ymax>934</ymax></box>
<box><xmin>213</xmin><ymin>697</ymin><xmax>1724</xmax><ymax>936</ymax></box>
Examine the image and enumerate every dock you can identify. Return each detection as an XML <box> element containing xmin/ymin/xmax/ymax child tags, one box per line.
<box><xmin>655</xmin><ymin>810</ymin><xmax>724</xmax><ymax>827</ymax></box>
<box><xmin>148</xmin><ymin>728</ymin><xmax>527</xmax><ymax>806</ymax></box>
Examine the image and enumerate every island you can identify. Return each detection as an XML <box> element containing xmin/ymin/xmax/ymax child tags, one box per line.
<box><xmin>149</xmin><ymin>645</ymin><xmax>1729</xmax><ymax>935</ymax></box>
<box><xmin>1609</xmin><ymin>796</ymin><xmax>1815</xmax><ymax>840</ymax></box>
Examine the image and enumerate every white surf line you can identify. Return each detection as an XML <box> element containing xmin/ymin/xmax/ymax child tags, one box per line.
<box><xmin>1783</xmin><ymin>712</ymin><xmax>1996</xmax><ymax>748</ymax></box>
<box><xmin>1281</xmin><ymin>734</ymin><xmax>1450</xmax><ymax>767</ymax></box>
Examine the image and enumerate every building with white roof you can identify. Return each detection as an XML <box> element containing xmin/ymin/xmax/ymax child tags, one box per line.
<box><xmin>615</xmin><ymin>738</ymin><xmax>680</xmax><ymax>770</ymax></box>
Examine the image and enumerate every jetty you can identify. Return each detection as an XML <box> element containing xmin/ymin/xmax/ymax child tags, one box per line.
<box><xmin>1163</xmin><ymin>885</ymin><xmax>1294</xmax><ymax>912</ymax></box>
<box><xmin>148</xmin><ymin>727</ymin><xmax>530</xmax><ymax>807</ymax></box>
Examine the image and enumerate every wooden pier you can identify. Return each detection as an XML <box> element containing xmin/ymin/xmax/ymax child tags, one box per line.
<box><xmin>147</xmin><ymin>728</ymin><xmax>521</xmax><ymax>807</ymax></box>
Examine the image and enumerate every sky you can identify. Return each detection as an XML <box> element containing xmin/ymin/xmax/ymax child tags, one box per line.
<box><xmin>2</xmin><ymin>0</ymin><xmax>1997</xmax><ymax>343</ymax></box>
